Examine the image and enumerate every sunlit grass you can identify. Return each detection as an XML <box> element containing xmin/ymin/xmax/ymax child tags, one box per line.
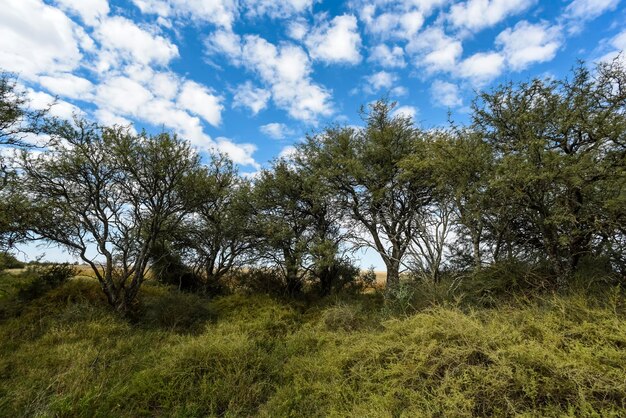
<box><xmin>0</xmin><ymin>273</ymin><xmax>625</xmax><ymax>416</ymax></box>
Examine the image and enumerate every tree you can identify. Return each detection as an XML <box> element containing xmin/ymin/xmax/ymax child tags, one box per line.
<box><xmin>472</xmin><ymin>59</ymin><xmax>626</xmax><ymax>280</ymax></box>
<box><xmin>21</xmin><ymin>121</ymin><xmax>199</xmax><ymax>312</ymax></box>
<box><xmin>0</xmin><ymin>71</ymin><xmax>52</xmax><ymax>253</ymax></box>
<box><xmin>251</xmin><ymin>158</ymin><xmax>350</xmax><ymax>296</ymax></box>
<box><xmin>178</xmin><ymin>154</ymin><xmax>256</xmax><ymax>289</ymax></box>
<box><xmin>299</xmin><ymin>100</ymin><xmax>433</xmax><ymax>288</ymax></box>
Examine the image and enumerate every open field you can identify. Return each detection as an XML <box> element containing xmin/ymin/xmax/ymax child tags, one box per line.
<box><xmin>1</xmin><ymin>274</ymin><xmax>625</xmax><ymax>417</ymax></box>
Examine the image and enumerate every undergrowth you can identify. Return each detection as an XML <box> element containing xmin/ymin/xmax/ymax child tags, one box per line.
<box><xmin>0</xmin><ymin>271</ymin><xmax>625</xmax><ymax>417</ymax></box>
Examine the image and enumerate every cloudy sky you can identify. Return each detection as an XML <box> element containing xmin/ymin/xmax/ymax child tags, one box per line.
<box><xmin>1</xmin><ymin>0</ymin><xmax>625</xmax><ymax>174</ymax></box>
<box><xmin>1</xmin><ymin>0</ymin><xmax>625</xmax><ymax>265</ymax></box>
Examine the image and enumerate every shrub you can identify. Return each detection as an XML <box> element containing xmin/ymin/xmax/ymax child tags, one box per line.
<box><xmin>0</xmin><ymin>253</ymin><xmax>24</xmax><ymax>271</ymax></box>
<box><xmin>139</xmin><ymin>290</ymin><xmax>214</xmax><ymax>333</ymax></box>
<box><xmin>17</xmin><ymin>263</ymin><xmax>77</xmax><ymax>302</ymax></box>
<box><xmin>233</xmin><ymin>268</ymin><xmax>287</xmax><ymax>296</ymax></box>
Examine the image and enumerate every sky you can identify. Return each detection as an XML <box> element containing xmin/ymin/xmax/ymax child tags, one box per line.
<box><xmin>1</xmin><ymin>0</ymin><xmax>625</xmax><ymax>266</ymax></box>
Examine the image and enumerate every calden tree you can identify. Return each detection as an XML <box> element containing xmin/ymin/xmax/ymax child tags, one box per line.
<box><xmin>21</xmin><ymin>120</ymin><xmax>200</xmax><ymax>312</ymax></box>
<box><xmin>299</xmin><ymin>100</ymin><xmax>434</xmax><ymax>288</ymax></box>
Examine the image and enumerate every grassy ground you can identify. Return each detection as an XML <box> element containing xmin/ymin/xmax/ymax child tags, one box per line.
<box><xmin>0</xmin><ymin>272</ymin><xmax>625</xmax><ymax>417</ymax></box>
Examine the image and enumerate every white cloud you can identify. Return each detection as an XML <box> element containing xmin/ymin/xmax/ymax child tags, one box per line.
<box><xmin>287</xmin><ymin>20</ymin><xmax>308</xmax><ymax>41</ymax></box>
<box><xmin>132</xmin><ymin>0</ymin><xmax>237</xmax><ymax>28</ymax></box>
<box><xmin>391</xmin><ymin>105</ymin><xmax>418</xmax><ymax>120</ymax></box>
<box><xmin>598</xmin><ymin>28</ymin><xmax>626</xmax><ymax>64</ymax></box>
<box><xmin>278</xmin><ymin>145</ymin><xmax>298</xmax><ymax>160</ymax></box>
<box><xmin>205</xmin><ymin>29</ymin><xmax>242</xmax><ymax>59</ymax></box>
<box><xmin>278</xmin><ymin>145</ymin><xmax>297</xmax><ymax>160</ymax></box>
<box><xmin>368</xmin><ymin>44</ymin><xmax>406</xmax><ymax>68</ymax></box>
<box><xmin>94</xmin><ymin>108</ymin><xmax>135</xmax><ymax>130</ymax></box>
<box><xmin>209</xmin><ymin>32</ymin><xmax>333</xmax><ymax>122</ymax></box>
<box><xmin>496</xmin><ymin>21</ymin><xmax>562</xmax><ymax>70</ymax></box>
<box><xmin>242</xmin><ymin>0</ymin><xmax>315</xmax><ymax>19</ymax></box>
<box><xmin>26</xmin><ymin>88</ymin><xmax>83</xmax><ymax>120</ymax></box>
<box><xmin>233</xmin><ymin>81</ymin><xmax>271</xmax><ymax>115</ymax></box>
<box><xmin>0</xmin><ymin>0</ymin><xmax>85</xmax><ymax>79</ymax></box>
<box><xmin>260</xmin><ymin>123</ymin><xmax>294</xmax><ymax>139</ymax></box>
<box><xmin>216</xmin><ymin>137</ymin><xmax>258</xmax><ymax>168</ymax></box>
<box><xmin>132</xmin><ymin>0</ymin><xmax>314</xmax><ymax>28</ymax></box>
<box><xmin>365</xmin><ymin>71</ymin><xmax>397</xmax><ymax>92</ymax></box>
<box><xmin>38</xmin><ymin>73</ymin><xmax>94</xmax><ymax>100</ymax></box>
<box><xmin>406</xmin><ymin>27</ymin><xmax>463</xmax><ymax>73</ymax></box>
<box><xmin>457</xmin><ymin>51</ymin><xmax>505</xmax><ymax>84</ymax></box>
<box><xmin>177</xmin><ymin>80</ymin><xmax>223</xmax><ymax>127</ymax></box>
<box><xmin>448</xmin><ymin>0</ymin><xmax>536</xmax><ymax>32</ymax></box>
<box><xmin>54</xmin><ymin>0</ymin><xmax>109</xmax><ymax>25</ymax></box>
<box><xmin>94</xmin><ymin>16</ymin><xmax>178</xmax><ymax>71</ymax></box>
<box><xmin>305</xmin><ymin>14</ymin><xmax>362</xmax><ymax>65</ymax></box>
<box><xmin>361</xmin><ymin>8</ymin><xmax>425</xmax><ymax>40</ymax></box>
<box><xmin>95</xmin><ymin>76</ymin><xmax>153</xmax><ymax>116</ymax></box>
<box><xmin>431</xmin><ymin>80</ymin><xmax>462</xmax><ymax>107</ymax></box>
<box><xmin>564</xmin><ymin>0</ymin><xmax>620</xmax><ymax>22</ymax></box>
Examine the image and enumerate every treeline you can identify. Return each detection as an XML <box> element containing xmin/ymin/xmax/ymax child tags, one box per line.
<box><xmin>1</xmin><ymin>59</ymin><xmax>625</xmax><ymax>312</ymax></box>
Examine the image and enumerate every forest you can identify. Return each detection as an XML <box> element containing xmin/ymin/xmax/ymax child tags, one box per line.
<box><xmin>1</xmin><ymin>58</ymin><xmax>626</xmax><ymax>417</ymax></box>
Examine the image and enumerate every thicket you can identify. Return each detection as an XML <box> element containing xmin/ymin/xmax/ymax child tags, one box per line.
<box><xmin>0</xmin><ymin>59</ymin><xmax>625</xmax><ymax>311</ymax></box>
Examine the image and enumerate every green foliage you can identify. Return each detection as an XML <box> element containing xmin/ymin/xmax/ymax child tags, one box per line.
<box><xmin>0</xmin><ymin>252</ymin><xmax>24</xmax><ymax>271</ymax></box>
<box><xmin>17</xmin><ymin>263</ymin><xmax>77</xmax><ymax>303</ymax></box>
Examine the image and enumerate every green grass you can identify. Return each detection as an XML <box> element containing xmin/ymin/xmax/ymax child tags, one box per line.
<box><xmin>0</xmin><ymin>273</ymin><xmax>625</xmax><ymax>417</ymax></box>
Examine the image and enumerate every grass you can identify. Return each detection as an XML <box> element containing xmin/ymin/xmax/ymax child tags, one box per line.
<box><xmin>0</xmin><ymin>271</ymin><xmax>625</xmax><ymax>417</ymax></box>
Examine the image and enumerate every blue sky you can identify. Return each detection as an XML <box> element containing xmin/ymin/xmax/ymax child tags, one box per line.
<box><xmin>1</xmin><ymin>0</ymin><xmax>625</xmax><ymax>266</ymax></box>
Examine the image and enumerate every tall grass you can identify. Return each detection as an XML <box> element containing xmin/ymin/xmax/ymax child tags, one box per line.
<box><xmin>0</xmin><ymin>272</ymin><xmax>625</xmax><ymax>417</ymax></box>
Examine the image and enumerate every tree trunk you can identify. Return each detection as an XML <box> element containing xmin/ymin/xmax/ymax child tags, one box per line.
<box><xmin>285</xmin><ymin>257</ymin><xmax>301</xmax><ymax>296</ymax></box>
<box><xmin>472</xmin><ymin>233</ymin><xmax>482</xmax><ymax>270</ymax></box>
<box><xmin>385</xmin><ymin>259</ymin><xmax>401</xmax><ymax>289</ymax></box>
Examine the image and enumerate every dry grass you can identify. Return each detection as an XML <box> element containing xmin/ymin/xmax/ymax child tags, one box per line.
<box><xmin>0</xmin><ymin>272</ymin><xmax>625</xmax><ymax>417</ymax></box>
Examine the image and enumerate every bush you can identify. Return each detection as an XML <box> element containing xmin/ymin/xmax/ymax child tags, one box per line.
<box><xmin>233</xmin><ymin>268</ymin><xmax>287</xmax><ymax>296</ymax></box>
<box><xmin>139</xmin><ymin>289</ymin><xmax>215</xmax><ymax>333</ymax></box>
<box><xmin>17</xmin><ymin>263</ymin><xmax>77</xmax><ymax>302</ymax></box>
<box><xmin>313</xmin><ymin>258</ymin><xmax>361</xmax><ymax>296</ymax></box>
<box><xmin>150</xmin><ymin>243</ymin><xmax>204</xmax><ymax>292</ymax></box>
<box><xmin>0</xmin><ymin>253</ymin><xmax>24</xmax><ymax>271</ymax></box>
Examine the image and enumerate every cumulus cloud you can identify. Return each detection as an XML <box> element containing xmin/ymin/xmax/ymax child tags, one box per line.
<box><xmin>278</xmin><ymin>145</ymin><xmax>297</xmax><ymax>160</ymax></box>
<box><xmin>132</xmin><ymin>0</ymin><xmax>237</xmax><ymax>28</ymax></box>
<box><xmin>305</xmin><ymin>14</ymin><xmax>362</xmax><ymax>65</ymax></box>
<box><xmin>26</xmin><ymin>88</ymin><xmax>83</xmax><ymax>120</ymax></box>
<box><xmin>457</xmin><ymin>51</ymin><xmax>505</xmax><ymax>84</ymax></box>
<box><xmin>406</xmin><ymin>27</ymin><xmax>463</xmax><ymax>73</ymax></box>
<box><xmin>0</xmin><ymin>0</ymin><xmax>86</xmax><ymax>79</ymax></box>
<box><xmin>242</xmin><ymin>0</ymin><xmax>315</xmax><ymax>19</ymax></box>
<box><xmin>233</xmin><ymin>81</ymin><xmax>271</xmax><ymax>115</ymax></box>
<box><xmin>598</xmin><ymin>28</ymin><xmax>626</xmax><ymax>64</ymax></box>
<box><xmin>365</xmin><ymin>71</ymin><xmax>397</xmax><ymax>93</ymax></box>
<box><xmin>260</xmin><ymin>122</ymin><xmax>294</xmax><ymax>140</ymax></box>
<box><xmin>177</xmin><ymin>80</ymin><xmax>223</xmax><ymax>127</ymax></box>
<box><xmin>563</xmin><ymin>0</ymin><xmax>621</xmax><ymax>23</ymax></box>
<box><xmin>208</xmin><ymin>31</ymin><xmax>333</xmax><ymax>123</ymax></box>
<box><xmin>54</xmin><ymin>0</ymin><xmax>109</xmax><ymax>26</ymax></box>
<box><xmin>496</xmin><ymin>21</ymin><xmax>562</xmax><ymax>70</ymax></box>
<box><xmin>431</xmin><ymin>80</ymin><xmax>462</xmax><ymax>107</ymax></box>
<box><xmin>215</xmin><ymin>137</ymin><xmax>258</xmax><ymax>168</ymax></box>
<box><xmin>391</xmin><ymin>105</ymin><xmax>418</xmax><ymax>120</ymax></box>
<box><xmin>353</xmin><ymin>0</ymin><xmax>451</xmax><ymax>41</ymax></box>
<box><xmin>368</xmin><ymin>44</ymin><xmax>406</xmax><ymax>68</ymax></box>
<box><xmin>132</xmin><ymin>0</ymin><xmax>314</xmax><ymax>28</ymax></box>
<box><xmin>448</xmin><ymin>0</ymin><xmax>536</xmax><ymax>32</ymax></box>
<box><xmin>38</xmin><ymin>73</ymin><xmax>94</xmax><ymax>100</ymax></box>
<box><xmin>94</xmin><ymin>16</ymin><xmax>179</xmax><ymax>71</ymax></box>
